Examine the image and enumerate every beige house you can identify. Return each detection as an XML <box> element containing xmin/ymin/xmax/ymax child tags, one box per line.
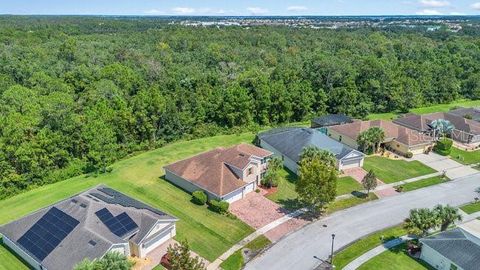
<box><xmin>164</xmin><ymin>144</ymin><xmax>272</xmax><ymax>203</ymax></box>
<box><xmin>328</xmin><ymin>120</ymin><xmax>434</xmax><ymax>156</ymax></box>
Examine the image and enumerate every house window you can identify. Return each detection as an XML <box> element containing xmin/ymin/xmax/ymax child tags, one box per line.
<box><xmin>248</xmin><ymin>167</ymin><xmax>253</xmax><ymax>175</ymax></box>
<box><xmin>450</xmin><ymin>264</ymin><xmax>458</xmax><ymax>270</ymax></box>
<box><xmin>339</xmin><ymin>135</ymin><xmax>342</xmax><ymax>142</ymax></box>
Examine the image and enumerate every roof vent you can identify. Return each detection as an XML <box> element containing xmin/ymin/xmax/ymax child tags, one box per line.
<box><xmin>71</xmin><ymin>199</ymin><xmax>78</xmax><ymax>204</ymax></box>
<box><xmin>88</xmin><ymin>240</ymin><xmax>97</xmax><ymax>246</ymax></box>
<box><xmin>239</xmin><ymin>153</ymin><xmax>245</xmax><ymax>157</ymax></box>
<box><xmin>80</xmin><ymin>203</ymin><xmax>87</xmax><ymax>208</ymax></box>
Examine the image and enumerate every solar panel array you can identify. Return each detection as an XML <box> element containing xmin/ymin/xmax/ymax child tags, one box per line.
<box><xmin>95</xmin><ymin>208</ymin><xmax>138</xmax><ymax>238</ymax></box>
<box><xmin>17</xmin><ymin>207</ymin><xmax>79</xmax><ymax>261</ymax></box>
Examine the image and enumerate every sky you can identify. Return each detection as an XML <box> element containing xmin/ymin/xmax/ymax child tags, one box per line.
<box><xmin>1</xmin><ymin>0</ymin><xmax>480</xmax><ymax>16</ymax></box>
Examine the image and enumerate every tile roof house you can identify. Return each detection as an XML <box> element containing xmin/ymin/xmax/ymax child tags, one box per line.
<box><xmin>328</xmin><ymin>120</ymin><xmax>434</xmax><ymax>156</ymax></box>
<box><xmin>163</xmin><ymin>144</ymin><xmax>273</xmax><ymax>203</ymax></box>
<box><xmin>257</xmin><ymin>127</ymin><xmax>365</xmax><ymax>173</ymax></box>
<box><xmin>0</xmin><ymin>185</ymin><xmax>178</xmax><ymax>270</ymax></box>
<box><xmin>420</xmin><ymin>220</ymin><xmax>480</xmax><ymax>270</ymax></box>
<box><xmin>311</xmin><ymin>114</ymin><xmax>353</xmax><ymax>128</ymax></box>
<box><xmin>393</xmin><ymin>112</ymin><xmax>480</xmax><ymax>144</ymax></box>
<box><xmin>449</xmin><ymin>107</ymin><xmax>480</xmax><ymax>122</ymax></box>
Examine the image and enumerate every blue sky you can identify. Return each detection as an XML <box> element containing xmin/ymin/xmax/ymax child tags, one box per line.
<box><xmin>1</xmin><ymin>0</ymin><xmax>480</xmax><ymax>16</ymax></box>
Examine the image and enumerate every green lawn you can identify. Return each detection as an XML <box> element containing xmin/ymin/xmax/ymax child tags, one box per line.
<box><xmin>0</xmin><ymin>133</ymin><xmax>258</xmax><ymax>264</ymax></box>
<box><xmin>396</xmin><ymin>176</ymin><xmax>448</xmax><ymax>192</ymax></box>
<box><xmin>220</xmin><ymin>236</ymin><xmax>271</xmax><ymax>270</ymax></box>
<box><xmin>326</xmin><ymin>193</ymin><xmax>378</xmax><ymax>214</ymax></box>
<box><xmin>333</xmin><ymin>225</ymin><xmax>407</xmax><ymax>270</ymax></box>
<box><xmin>0</xmin><ymin>239</ymin><xmax>29</xmax><ymax>270</ymax></box>
<box><xmin>267</xmin><ymin>171</ymin><xmax>363</xmax><ymax>209</ymax></box>
<box><xmin>368</xmin><ymin>99</ymin><xmax>480</xmax><ymax>120</ymax></box>
<box><xmin>363</xmin><ymin>157</ymin><xmax>436</xmax><ymax>184</ymax></box>
<box><xmin>450</xmin><ymin>147</ymin><xmax>480</xmax><ymax>165</ymax></box>
<box><xmin>460</xmin><ymin>201</ymin><xmax>480</xmax><ymax>214</ymax></box>
<box><xmin>358</xmin><ymin>244</ymin><xmax>433</xmax><ymax>270</ymax></box>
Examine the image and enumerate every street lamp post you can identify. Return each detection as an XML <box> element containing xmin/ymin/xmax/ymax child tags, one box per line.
<box><xmin>330</xmin><ymin>234</ymin><xmax>336</xmax><ymax>267</ymax></box>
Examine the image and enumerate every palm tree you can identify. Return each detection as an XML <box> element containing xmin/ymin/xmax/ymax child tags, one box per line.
<box><xmin>404</xmin><ymin>208</ymin><xmax>439</xmax><ymax>237</ymax></box>
<box><xmin>368</xmin><ymin>127</ymin><xmax>386</xmax><ymax>153</ymax></box>
<box><xmin>430</xmin><ymin>119</ymin><xmax>454</xmax><ymax>140</ymax></box>
<box><xmin>357</xmin><ymin>131</ymin><xmax>372</xmax><ymax>153</ymax></box>
<box><xmin>434</xmin><ymin>204</ymin><xmax>462</xmax><ymax>231</ymax></box>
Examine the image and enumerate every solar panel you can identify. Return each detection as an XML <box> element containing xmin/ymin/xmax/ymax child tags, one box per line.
<box><xmin>17</xmin><ymin>207</ymin><xmax>79</xmax><ymax>261</ymax></box>
<box><xmin>95</xmin><ymin>208</ymin><xmax>138</xmax><ymax>238</ymax></box>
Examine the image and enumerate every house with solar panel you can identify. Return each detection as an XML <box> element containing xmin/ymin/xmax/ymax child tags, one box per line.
<box><xmin>0</xmin><ymin>185</ymin><xmax>178</xmax><ymax>270</ymax></box>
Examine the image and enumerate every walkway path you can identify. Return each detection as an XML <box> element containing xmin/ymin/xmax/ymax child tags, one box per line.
<box><xmin>206</xmin><ymin>207</ymin><xmax>307</xmax><ymax>270</ymax></box>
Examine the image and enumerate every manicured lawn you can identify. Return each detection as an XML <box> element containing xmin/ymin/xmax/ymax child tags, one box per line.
<box><xmin>460</xmin><ymin>201</ymin><xmax>480</xmax><ymax>214</ymax></box>
<box><xmin>333</xmin><ymin>225</ymin><xmax>407</xmax><ymax>269</ymax></box>
<box><xmin>267</xmin><ymin>172</ymin><xmax>362</xmax><ymax>209</ymax></box>
<box><xmin>363</xmin><ymin>157</ymin><xmax>436</xmax><ymax>184</ymax></box>
<box><xmin>0</xmin><ymin>239</ymin><xmax>29</xmax><ymax>270</ymax></box>
<box><xmin>396</xmin><ymin>176</ymin><xmax>448</xmax><ymax>192</ymax></box>
<box><xmin>358</xmin><ymin>244</ymin><xmax>433</xmax><ymax>270</ymax></box>
<box><xmin>0</xmin><ymin>133</ymin><xmax>257</xmax><ymax>263</ymax></box>
<box><xmin>220</xmin><ymin>236</ymin><xmax>271</xmax><ymax>270</ymax></box>
<box><xmin>326</xmin><ymin>193</ymin><xmax>378</xmax><ymax>214</ymax></box>
<box><xmin>450</xmin><ymin>147</ymin><xmax>480</xmax><ymax>165</ymax></box>
<box><xmin>368</xmin><ymin>99</ymin><xmax>480</xmax><ymax>120</ymax></box>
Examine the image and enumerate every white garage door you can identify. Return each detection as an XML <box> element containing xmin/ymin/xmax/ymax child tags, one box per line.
<box><xmin>224</xmin><ymin>189</ymin><xmax>243</xmax><ymax>203</ymax></box>
<box><xmin>341</xmin><ymin>159</ymin><xmax>362</xmax><ymax>169</ymax></box>
<box><xmin>244</xmin><ymin>182</ymin><xmax>255</xmax><ymax>194</ymax></box>
<box><xmin>142</xmin><ymin>226</ymin><xmax>174</xmax><ymax>256</ymax></box>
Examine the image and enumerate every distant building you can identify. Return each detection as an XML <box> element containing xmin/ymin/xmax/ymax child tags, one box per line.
<box><xmin>164</xmin><ymin>144</ymin><xmax>273</xmax><ymax>203</ymax></box>
<box><xmin>258</xmin><ymin>127</ymin><xmax>364</xmax><ymax>173</ymax></box>
<box><xmin>420</xmin><ymin>219</ymin><xmax>480</xmax><ymax>270</ymax></box>
<box><xmin>0</xmin><ymin>185</ymin><xmax>178</xmax><ymax>270</ymax></box>
<box><xmin>311</xmin><ymin>114</ymin><xmax>353</xmax><ymax>129</ymax></box>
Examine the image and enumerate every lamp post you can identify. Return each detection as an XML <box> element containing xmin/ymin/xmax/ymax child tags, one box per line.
<box><xmin>330</xmin><ymin>234</ymin><xmax>336</xmax><ymax>267</ymax></box>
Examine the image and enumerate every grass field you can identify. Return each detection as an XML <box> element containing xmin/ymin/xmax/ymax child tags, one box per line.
<box><xmin>367</xmin><ymin>99</ymin><xmax>480</xmax><ymax>120</ymax></box>
<box><xmin>220</xmin><ymin>236</ymin><xmax>271</xmax><ymax>270</ymax></box>
<box><xmin>460</xmin><ymin>201</ymin><xmax>480</xmax><ymax>214</ymax></box>
<box><xmin>0</xmin><ymin>239</ymin><xmax>29</xmax><ymax>270</ymax></box>
<box><xmin>333</xmin><ymin>225</ymin><xmax>407</xmax><ymax>270</ymax></box>
<box><xmin>0</xmin><ymin>133</ymin><xmax>258</xmax><ymax>264</ymax></box>
<box><xmin>363</xmin><ymin>157</ymin><xmax>436</xmax><ymax>184</ymax></box>
<box><xmin>357</xmin><ymin>244</ymin><xmax>433</xmax><ymax>270</ymax></box>
<box><xmin>450</xmin><ymin>147</ymin><xmax>480</xmax><ymax>165</ymax></box>
<box><xmin>396</xmin><ymin>176</ymin><xmax>448</xmax><ymax>192</ymax></box>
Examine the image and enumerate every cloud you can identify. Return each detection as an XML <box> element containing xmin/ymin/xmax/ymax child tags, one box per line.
<box><xmin>450</xmin><ymin>12</ymin><xmax>465</xmax><ymax>15</ymax></box>
<box><xmin>419</xmin><ymin>0</ymin><xmax>450</xmax><ymax>7</ymax></box>
<box><xmin>172</xmin><ymin>7</ymin><xmax>195</xmax><ymax>14</ymax></box>
<box><xmin>416</xmin><ymin>9</ymin><xmax>443</xmax><ymax>15</ymax></box>
<box><xmin>472</xmin><ymin>2</ymin><xmax>480</xmax><ymax>10</ymax></box>
<box><xmin>247</xmin><ymin>7</ymin><xmax>269</xmax><ymax>15</ymax></box>
<box><xmin>287</xmin><ymin>6</ymin><xmax>308</xmax><ymax>12</ymax></box>
<box><xmin>144</xmin><ymin>9</ymin><xmax>164</xmax><ymax>15</ymax></box>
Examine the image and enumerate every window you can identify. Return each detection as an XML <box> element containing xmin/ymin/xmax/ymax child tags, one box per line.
<box><xmin>339</xmin><ymin>135</ymin><xmax>342</xmax><ymax>142</ymax></box>
<box><xmin>248</xmin><ymin>167</ymin><xmax>253</xmax><ymax>175</ymax></box>
<box><xmin>450</xmin><ymin>264</ymin><xmax>458</xmax><ymax>270</ymax></box>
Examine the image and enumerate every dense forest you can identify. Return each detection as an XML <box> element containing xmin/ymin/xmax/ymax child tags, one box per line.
<box><xmin>0</xmin><ymin>16</ymin><xmax>479</xmax><ymax>198</ymax></box>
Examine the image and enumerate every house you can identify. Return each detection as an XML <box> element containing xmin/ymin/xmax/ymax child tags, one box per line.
<box><xmin>311</xmin><ymin>114</ymin><xmax>353</xmax><ymax>132</ymax></box>
<box><xmin>257</xmin><ymin>127</ymin><xmax>365</xmax><ymax>173</ymax></box>
<box><xmin>393</xmin><ymin>112</ymin><xmax>480</xmax><ymax>144</ymax></box>
<box><xmin>163</xmin><ymin>144</ymin><xmax>273</xmax><ymax>203</ymax></box>
<box><xmin>420</xmin><ymin>219</ymin><xmax>480</xmax><ymax>270</ymax></box>
<box><xmin>328</xmin><ymin>119</ymin><xmax>434</xmax><ymax>156</ymax></box>
<box><xmin>449</xmin><ymin>107</ymin><xmax>480</xmax><ymax>122</ymax></box>
<box><xmin>0</xmin><ymin>185</ymin><xmax>178</xmax><ymax>270</ymax></box>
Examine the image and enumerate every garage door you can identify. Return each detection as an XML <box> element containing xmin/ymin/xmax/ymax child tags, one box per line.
<box><xmin>341</xmin><ymin>159</ymin><xmax>362</xmax><ymax>169</ymax></box>
<box><xmin>244</xmin><ymin>182</ymin><xmax>255</xmax><ymax>194</ymax></box>
<box><xmin>142</xmin><ymin>226</ymin><xmax>174</xmax><ymax>256</ymax></box>
<box><xmin>224</xmin><ymin>189</ymin><xmax>243</xmax><ymax>203</ymax></box>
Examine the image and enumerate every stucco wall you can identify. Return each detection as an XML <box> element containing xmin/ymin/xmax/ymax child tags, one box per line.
<box><xmin>2</xmin><ymin>236</ymin><xmax>43</xmax><ymax>270</ymax></box>
<box><xmin>420</xmin><ymin>244</ymin><xmax>463</xmax><ymax>270</ymax></box>
<box><xmin>260</xmin><ymin>139</ymin><xmax>299</xmax><ymax>174</ymax></box>
<box><xmin>327</xmin><ymin>129</ymin><xmax>358</xmax><ymax>149</ymax></box>
<box><xmin>164</xmin><ymin>170</ymin><xmax>219</xmax><ymax>200</ymax></box>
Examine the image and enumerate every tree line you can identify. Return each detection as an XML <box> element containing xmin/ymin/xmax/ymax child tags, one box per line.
<box><xmin>1</xmin><ymin>16</ymin><xmax>480</xmax><ymax>199</ymax></box>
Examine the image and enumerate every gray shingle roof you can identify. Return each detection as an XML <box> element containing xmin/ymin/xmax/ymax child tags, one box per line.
<box><xmin>449</xmin><ymin>107</ymin><xmax>480</xmax><ymax>122</ymax></box>
<box><xmin>0</xmin><ymin>185</ymin><xmax>177</xmax><ymax>270</ymax></box>
<box><xmin>258</xmin><ymin>127</ymin><xmax>364</xmax><ymax>163</ymax></box>
<box><xmin>421</xmin><ymin>229</ymin><xmax>480</xmax><ymax>270</ymax></box>
<box><xmin>311</xmin><ymin>114</ymin><xmax>353</xmax><ymax>128</ymax></box>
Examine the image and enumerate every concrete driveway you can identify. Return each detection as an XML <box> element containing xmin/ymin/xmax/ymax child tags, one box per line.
<box><xmin>412</xmin><ymin>153</ymin><xmax>478</xmax><ymax>179</ymax></box>
<box><xmin>244</xmin><ymin>172</ymin><xmax>480</xmax><ymax>270</ymax></box>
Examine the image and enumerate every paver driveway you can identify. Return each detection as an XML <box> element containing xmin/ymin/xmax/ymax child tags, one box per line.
<box><xmin>230</xmin><ymin>192</ymin><xmax>286</xmax><ymax>229</ymax></box>
<box><xmin>412</xmin><ymin>152</ymin><xmax>478</xmax><ymax>179</ymax></box>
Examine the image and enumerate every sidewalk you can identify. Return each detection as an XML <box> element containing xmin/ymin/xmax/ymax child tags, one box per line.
<box><xmin>207</xmin><ymin>208</ymin><xmax>307</xmax><ymax>270</ymax></box>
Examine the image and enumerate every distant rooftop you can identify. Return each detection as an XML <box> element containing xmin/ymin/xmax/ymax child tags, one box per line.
<box><xmin>311</xmin><ymin>114</ymin><xmax>353</xmax><ymax>128</ymax></box>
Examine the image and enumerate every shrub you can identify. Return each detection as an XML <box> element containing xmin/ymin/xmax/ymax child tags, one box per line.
<box><xmin>255</xmin><ymin>188</ymin><xmax>261</xmax><ymax>193</ymax></box>
<box><xmin>192</xmin><ymin>191</ymin><xmax>208</xmax><ymax>205</ymax></box>
<box><xmin>405</xmin><ymin>152</ymin><xmax>413</xmax><ymax>158</ymax></box>
<box><xmin>434</xmin><ymin>138</ymin><xmax>453</xmax><ymax>156</ymax></box>
<box><xmin>208</xmin><ymin>199</ymin><xmax>229</xmax><ymax>214</ymax></box>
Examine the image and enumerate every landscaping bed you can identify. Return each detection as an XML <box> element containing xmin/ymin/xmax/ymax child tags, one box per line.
<box><xmin>395</xmin><ymin>176</ymin><xmax>448</xmax><ymax>192</ymax></box>
<box><xmin>450</xmin><ymin>147</ymin><xmax>480</xmax><ymax>165</ymax></box>
<box><xmin>357</xmin><ymin>243</ymin><xmax>433</xmax><ymax>270</ymax></box>
<box><xmin>363</xmin><ymin>157</ymin><xmax>436</xmax><ymax>184</ymax></box>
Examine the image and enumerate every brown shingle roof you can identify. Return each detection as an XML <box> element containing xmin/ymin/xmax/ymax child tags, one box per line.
<box><xmin>329</xmin><ymin>120</ymin><xmax>432</xmax><ymax>146</ymax></box>
<box><xmin>163</xmin><ymin>144</ymin><xmax>272</xmax><ymax>197</ymax></box>
<box><xmin>394</xmin><ymin>112</ymin><xmax>480</xmax><ymax>135</ymax></box>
